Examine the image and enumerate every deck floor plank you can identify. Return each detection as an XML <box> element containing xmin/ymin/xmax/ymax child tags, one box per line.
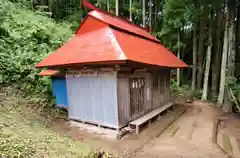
<box><xmin>130</xmin><ymin>102</ymin><xmax>173</xmax><ymax>127</ymax></box>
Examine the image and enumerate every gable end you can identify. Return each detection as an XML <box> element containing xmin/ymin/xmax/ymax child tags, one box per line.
<box><xmin>76</xmin><ymin>15</ymin><xmax>108</xmax><ymax>35</ymax></box>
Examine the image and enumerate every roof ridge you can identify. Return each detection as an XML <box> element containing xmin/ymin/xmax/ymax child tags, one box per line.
<box><xmin>106</xmin><ymin>28</ymin><xmax>127</xmax><ymax>60</ymax></box>
<box><xmin>88</xmin><ymin>10</ymin><xmax>148</xmax><ymax>32</ymax></box>
<box><xmin>88</xmin><ymin>10</ymin><xmax>158</xmax><ymax>42</ymax></box>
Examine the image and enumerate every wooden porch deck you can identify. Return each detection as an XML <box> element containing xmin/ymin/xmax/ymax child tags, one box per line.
<box><xmin>129</xmin><ymin>102</ymin><xmax>174</xmax><ymax>134</ymax></box>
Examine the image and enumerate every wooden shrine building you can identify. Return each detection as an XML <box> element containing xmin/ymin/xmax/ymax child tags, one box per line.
<box><xmin>36</xmin><ymin>10</ymin><xmax>188</xmax><ymax>134</ymax></box>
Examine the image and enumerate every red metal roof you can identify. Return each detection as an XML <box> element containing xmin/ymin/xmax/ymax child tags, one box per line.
<box><xmin>36</xmin><ymin>27</ymin><xmax>126</xmax><ymax>68</ymax></box>
<box><xmin>36</xmin><ymin>11</ymin><xmax>188</xmax><ymax>69</ymax></box>
<box><xmin>39</xmin><ymin>70</ymin><xmax>59</xmax><ymax>76</ymax></box>
<box><xmin>88</xmin><ymin>11</ymin><xmax>158</xmax><ymax>42</ymax></box>
<box><xmin>112</xmin><ymin>29</ymin><xmax>188</xmax><ymax>68</ymax></box>
<box><xmin>76</xmin><ymin>15</ymin><xmax>107</xmax><ymax>35</ymax></box>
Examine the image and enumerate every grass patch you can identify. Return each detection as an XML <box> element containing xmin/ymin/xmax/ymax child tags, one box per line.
<box><xmin>0</xmin><ymin>93</ymin><xmax>91</xmax><ymax>157</ymax></box>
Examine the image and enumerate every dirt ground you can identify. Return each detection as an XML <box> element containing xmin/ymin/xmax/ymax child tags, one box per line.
<box><xmin>0</xmin><ymin>87</ymin><xmax>236</xmax><ymax>158</ymax></box>
<box><xmin>136</xmin><ymin>101</ymin><xmax>226</xmax><ymax>158</ymax></box>
<box><xmin>54</xmin><ymin>105</ymin><xmax>188</xmax><ymax>157</ymax></box>
<box><xmin>55</xmin><ymin>101</ymin><xmax>228</xmax><ymax>158</ymax></box>
<box><xmin>216</xmin><ymin>112</ymin><xmax>240</xmax><ymax>157</ymax></box>
<box><xmin>0</xmin><ymin>88</ymin><xmax>230</xmax><ymax>157</ymax></box>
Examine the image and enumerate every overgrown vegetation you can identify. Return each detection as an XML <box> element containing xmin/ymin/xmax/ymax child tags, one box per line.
<box><xmin>0</xmin><ymin>0</ymin><xmax>73</xmax><ymax>107</ymax></box>
<box><xmin>0</xmin><ymin>88</ymin><xmax>92</xmax><ymax>157</ymax></box>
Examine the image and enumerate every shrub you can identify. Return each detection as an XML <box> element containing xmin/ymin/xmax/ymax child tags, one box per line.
<box><xmin>0</xmin><ymin>0</ymin><xmax>73</xmax><ymax>107</ymax></box>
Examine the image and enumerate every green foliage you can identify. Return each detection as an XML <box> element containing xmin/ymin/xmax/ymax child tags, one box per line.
<box><xmin>0</xmin><ymin>0</ymin><xmax>73</xmax><ymax>106</ymax></box>
<box><xmin>159</xmin><ymin>0</ymin><xmax>193</xmax><ymax>52</ymax></box>
<box><xmin>227</xmin><ymin>77</ymin><xmax>240</xmax><ymax>104</ymax></box>
<box><xmin>171</xmin><ymin>79</ymin><xmax>202</xmax><ymax>100</ymax></box>
<box><xmin>0</xmin><ymin>133</ymin><xmax>36</xmax><ymax>157</ymax></box>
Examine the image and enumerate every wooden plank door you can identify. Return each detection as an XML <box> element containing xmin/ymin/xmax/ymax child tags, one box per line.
<box><xmin>129</xmin><ymin>77</ymin><xmax>145</xmax><ymax>117</ymax></box>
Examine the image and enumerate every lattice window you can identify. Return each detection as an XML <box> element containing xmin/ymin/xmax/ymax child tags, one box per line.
<box><xmin>129</xmin><ymin>77</ymin><xmax>145</xmax><ymax>117</ymax></box>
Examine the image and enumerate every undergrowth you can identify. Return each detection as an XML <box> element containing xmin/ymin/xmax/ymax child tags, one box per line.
<box><xmin>0</xmin><ymin>88</ymin><xmax>91</xmax><ymax>157</ymax></box>
<box><xmin>171</xmin><ymin>79</ymin><xmax>202</xmax><ymax>101</ymax></box>
<box><xmin>0</xmin><ymin>133</ymin><xmax>36</xmax><ymax>158</ymax></box>
<box><xmin>171</xmin><ymin>77</ymin><xmax>240</xmax><ymax>111</ymax></box>
<box><xmin>0</xmin><ymin>87</ymin><xmax>118</xmax><ymax>157</ymax></box>
<box><xmin>0</xmin><ymin>0</ymin><xmax>73</xmax><ymax>107</ymax></box>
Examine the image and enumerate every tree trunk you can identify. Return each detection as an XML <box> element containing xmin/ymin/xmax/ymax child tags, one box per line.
<box><xmin>149</xmin><ymin>0</ymin><xmax>152</xmax><ymax>31</ymax></box>
<box><xmin>129</xmin><ymin>0</ymin><xmax>132</xmax><ymax>21</ymax></box>
<box><xmin>115</xmin><ymin>0</ymin><xmax>119</xmax><ymax>16</ymax></box>
<box><xmin>192</xmin><ymin>28</ymin><xmax>197</xmax><ymax>91</ymax></box>
<box><xmin>48</xmin><ymin>0</ymin><xmax>52</xmax><ymax>17</ymax></box>
<box><xmin>177</xmin><ymin>31</ymin><xmax>181</xmax><ymax>88</ymax></box>
<box><xmin>237</xmin><ymin>1</ymin><xmax>240</xmax><ymax>74</ymax></box>
<box><xmin>197</xmin><ymin>6</ymin><xmax>208</xmax><ymax>89</ymax></box>
<box><xmin>202</xmin><ymin>12</ymin><xmax>213</xmax><ymax>101</ymax></box>
<box><xmin>142</xmin><ymin>0</ymin><xmax>146</xmax><ymax>27</ymax></box>
<box><xmin>153</xmin><ymin>0</ymin><xmax>162</xmax><ymax>31</ymax></box>
<box><xmin>153</xmin><ymin>0</ymin><xmax>158</xmax><ymax>29</ymax></box>
<box><xmin>223</xmin><ymin>1</ymin><xmax>237</xmax><ymax>112</ymax></box>
<box><xmin>227</xmin><ymin>8</ymin><xmax>236</xmax><ymax>77</ymax></box>
<box><xmin>107</xmin><ymin>0</ymin><xmax>110</xmax><ymax>12</ymax></box>
<box><xmin>218</xmin><ymin>5</ymin><xmax>229</xmax><ymax>105</ymax></box>
<box><xmin>211</xmin><ymin>11</ymin><xmax>223</xmax><ymax>93</ymax></box>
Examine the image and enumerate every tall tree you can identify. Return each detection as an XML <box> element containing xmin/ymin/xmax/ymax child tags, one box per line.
<box><xmin>107</xmin><ymin>0</ymin><xmax>110</xmax><ymax>12</ymax></box>
<box><xmin>190</xmin><ymin>0</ymin><xmax>199</xmax><ymax>91</ymax></box>
<box><xmin>149</xmin><ymin>0</ymin><xmax>153</xmax><ymax>30</ymax></box>
<box><xmin>197</xmin><ymin>5</ymin><xmax>208</xmax><ymax>89</ymax></box>
<box><xmin>211</xmin><ymin>8</ymin><xmax>223</xmax><ymax>93</ymax></box>
<box><xmin>227</xmin><ymin>0</ymin><xmax>236</xmax><ymax>77</ymax></box>
<box><xmin>192</xmin><ymin>27</ymin><xmax>197</xmax><ymax>91</ymax></box>
<box><xmin>177</xmin><ymin>30</ymin><xmax>181</xmax><ymax>87</ymax></box>
<box><xmin>161</xmin><ymin>0</ymin><xmax>191</xmax><ymax>87</ymax></box>
<box><xmin>129</xmin><ymin>0</ymin><xmax>132</xmax><ymax>21</ymax></box>
<box><xmin>115</xmin><ymin>0</ymin><xmax>119</xmax><ymax>16</ymax></box>
<box><xmin>142</xmin><ymin>0</ymin><xmax>146</xmax><ymax>27</ymax></box>
<box><xmin>218</xmin><ymin>2</ymin><xmax>229</xmax><ymax>105</ymax></box>
<box><xmin>223</xmin><ymin>0</ymin><xmax>237</xmax><ymax>111</ymax></box>
<box><xmin>202</xmin><ymin>7</ymin><xmax>213</xmax><ymax>100</ymax></box>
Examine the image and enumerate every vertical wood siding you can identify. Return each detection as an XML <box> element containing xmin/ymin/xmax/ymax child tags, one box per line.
<box><xmin>117</xmin><ymin>69</ymin><xmax>171</xmax><ymax>127</ymax></box>
<box><xmin>166</xmin><ymin>70</ymin><xmax>171</xmax><ymax>101</ymax></box>
<box><xmin>117</xmin><ymin>77</ymin><xmax>130</xmax><ymax>126</ymax></box>
<box><xmin>129</xmin><ymin>77</ymin><xmax>145</xmax><ymax>117</ymax></box>
<box><xmin>66</xmin><ymin>72</ymin><xmax>118</xmax><ymax>128</ymax></box>
<box><xmin>152</xmin><ymin>70</ymin><xmax>170</xmax><ymax>107</ymax></box>
<box><xmin>144</xmin><ymin>74</ymin><xmax>153</xmax><ymax>110</ymax></box>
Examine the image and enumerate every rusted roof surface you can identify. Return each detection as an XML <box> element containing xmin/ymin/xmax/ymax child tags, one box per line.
<box><xmin>36</xmin><ymin>11</ymin><xmax>188</xmax><ymax>69</ymax></box>
<box><xmin>39</xmin><ymin>69</ymin><xmax>59</xmax><ymax>76</ymax></box>
<box><xmin>89</xmin><ymin>10</ymin><xmax>158</xmax><ymax>42</ymax></box>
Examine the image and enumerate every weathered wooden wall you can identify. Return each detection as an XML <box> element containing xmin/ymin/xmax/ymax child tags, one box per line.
<box><xmin>65</xmin><ymin>67</ymin><xmax>170</xmax><ymax>129</ymax></box>
<box><xmin>117</xmin><ymin>69</ymin><xmax>171</xmax><ymax>127</ymax></box>
<box><xmin>152</xmin><ymin>70</ymin><xmax>170</xmax><ymax>108</ymax></box>
<box><xmin>117</xmin><ymin>76</ymin><xmax>131</xmax><ymax>127</ymax></box>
